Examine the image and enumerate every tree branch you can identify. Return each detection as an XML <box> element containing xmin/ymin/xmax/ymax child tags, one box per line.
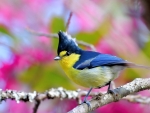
<box><xmin>33</xmin><ymin>100</ymin><xmax>41</xmax><ymax>113</ymax></box>
<box><xmin>0</xmin><ymin>88</ymin><xmax>79</xmax><ymax>103</ymax></box>
<box><xmin>68</xmin><ymin>78</ymin><xmax>150</xmax><ymax>113</ymax></box>
<box><xmin>0</xmin><ymin>78</ymin><xmax>150</xmax><ymax>113</ymax></box>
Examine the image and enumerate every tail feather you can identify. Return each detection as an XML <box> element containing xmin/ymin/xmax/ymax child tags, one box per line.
<box><xmin>126</xmin><ymin>62</ymin><xmax>150</xmax><ymax>69</ymax></box>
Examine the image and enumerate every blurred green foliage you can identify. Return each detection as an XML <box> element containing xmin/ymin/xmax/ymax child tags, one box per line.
<box><xmin>19</xmin><ymin>63</ymin><xmax>75</xmax><ymax>92</ymax></box>
<box><xmin>49</xmin><ymin>17</ymin><xmax>66</xmax><ymax>50</ymax></box>
<box><xmin>0</xmin><ymin>24</ymin><xmax>11</xmax><ymax>35</ymax></box>
<box><xmin>0</xmin><ymin>24</ymin><xmax>16</xmax><ymax>40</ymax></box>
<box><xmin>76</xmin><ymin>17</ymin><xmax>111</xmax><ymax>44</ymax></box>
<box><xmin>142</xmin><ymin>40</ymin><xmax>150</xmax><ymax>58</ymax></box>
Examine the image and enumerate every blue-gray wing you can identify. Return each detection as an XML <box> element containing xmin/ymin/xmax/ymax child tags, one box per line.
<box><xmin>76</xmin><ymin>54</ymin><xmax>128</xmax><ymax>70</ymax></box>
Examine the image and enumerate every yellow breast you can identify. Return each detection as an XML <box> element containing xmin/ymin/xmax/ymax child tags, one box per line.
<box><xmin>59</xmin><ymin>52</ymin><xmax>80</xmax><ymax>81</ymax></box>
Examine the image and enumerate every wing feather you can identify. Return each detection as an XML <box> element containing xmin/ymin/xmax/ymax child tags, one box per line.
<box><xmin>75</xmin><ymin>52</ymin><xmax>128</xmax><ymax>70</ymax></box>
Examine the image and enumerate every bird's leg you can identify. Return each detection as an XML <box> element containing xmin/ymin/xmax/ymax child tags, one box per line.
<box><xmin>81</xmin><ymin>87</ymin><xmax>93</xmax><ymax>107</ymax></box>
<box><xmin>107</xmin><ymin>81</ymin><xmax>111</xmax><ymax>92</ymax></box>
<box><xmin>107</xmin><ymin>81</ymin><xmax>120</xmax><ymax>101</ymax></box>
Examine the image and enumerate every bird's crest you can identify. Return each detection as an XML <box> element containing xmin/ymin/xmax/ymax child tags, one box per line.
<box><xmin>61</xmin><ymin>32</ymin><xmax>78</xmax><ymax>45</ymax></box>
<box><xmin>57</xmin><ymin>31</ymin><xmax>80</xmax><ymax>55</ymax></box>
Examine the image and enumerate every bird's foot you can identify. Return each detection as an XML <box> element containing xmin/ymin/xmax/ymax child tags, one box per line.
<box><xmin>80</xmin><ymin>99</ymin><xmax>91</xmax><ymax>109</ymax></box>
<box><xmin>107</xmin><ymin>89</ymin><xmax>120</xmax><ymax>101</ymax></box>
<box><xmin>108</xmin><ymin>87</ymin><xmax>128</xmax><ymax>101</ymax></box>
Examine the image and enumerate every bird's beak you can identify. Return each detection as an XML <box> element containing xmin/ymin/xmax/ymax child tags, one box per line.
<box><xmin>54</xmin><ymin>56</ymin><xmax>61</xmax><ymax>60</ymax></box>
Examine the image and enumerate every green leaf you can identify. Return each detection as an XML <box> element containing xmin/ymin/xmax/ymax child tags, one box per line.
<box><xmin>0</xmin><ymin>24</ymin><xmax>11</xmax><ymax>35</ymax></box>
<box><xmin>49</xmin><ymin>17</ymin><xmax>65</xmax><ymax>33</ymax></box>
<box><xmin>124</xmin><ymin>69</ymin><xmax>140</xmax><ymax>80</ymax></box>
<box><xmin>49</xmin><ymin>17</ymin><xmax>66</xmax><ymax>50</ymax></box>
<box><xmin>76</xmin><ymin>17</ymin><xmax>111</xmax><ymax>44</ymax></box>
<box><xmin>142</xmin><ymin>40</ymin><xmax>150</xmax><ymax>58</ymax></box>
<box><xmin>76</xmin><ymin>32</ymin><xmax>99</xmax><ymax>44</ymax></box>
<box><xmin>0</xmin><ymin>24</ymin><xmax>18</xmax><ymax>43</ymax></box>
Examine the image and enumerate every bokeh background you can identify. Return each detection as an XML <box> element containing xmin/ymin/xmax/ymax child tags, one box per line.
<box><xmin>0</xmin><ymin>0</ymin><xmax>150</xmax><ymax>113</ymax></box>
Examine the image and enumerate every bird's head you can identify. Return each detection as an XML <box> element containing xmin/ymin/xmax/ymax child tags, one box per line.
<box><xmin>54</xmin><ymin>31</ymin><xmax>81</xmax><ymax>61</ymax></box>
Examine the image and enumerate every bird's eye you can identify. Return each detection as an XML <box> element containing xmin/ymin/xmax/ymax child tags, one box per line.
<box><xmin>66</xmin><ymin>52</ymin><xmax>71</xmax><ymax>56</ymax></box>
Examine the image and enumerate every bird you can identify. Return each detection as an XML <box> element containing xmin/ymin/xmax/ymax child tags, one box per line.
<box><xmin>54</xmin><ymin>31</ymin><xmax>149</xmax><ymax>106</ymax></box>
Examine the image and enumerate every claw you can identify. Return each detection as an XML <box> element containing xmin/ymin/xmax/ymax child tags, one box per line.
<box><xmin>79</xmin><ymin>87</ymin><xmax>93</xmax><ymax>109</ymax></box>
<box><xmin>108</xmin><ymin>87</ymin><xmax>129</xmax><ymax>101</ymax></box>
<box><xmin>81</xmin><ymin>99</ymin><xmax>91</xmax><ymax>108</ymax></box>
<box><xmin>108</xmin><ymin>89</ymin><xmax>120</xmax><ymax>101</ymax></box>
<box><xmin>80</xmin><ymin>99</ymin><xmax>92</xmax><ymax>110</ymax></box>
<box><xmin>107</xmin><ymin>89</ymin><xmax>116</xmax><ymax>94</ymax></box>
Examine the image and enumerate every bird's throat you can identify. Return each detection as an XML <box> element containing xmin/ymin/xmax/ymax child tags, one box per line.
<box><xmin>59</xmin><ymin>53</ymin><xmax>80</xmax><ymax>70</ymax></box>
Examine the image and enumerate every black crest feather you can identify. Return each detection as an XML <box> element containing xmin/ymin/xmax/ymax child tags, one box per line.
<box><xmin>57</xmin><ymin>31</ymin><xmax>81</xmax><ymax>55</ymax></box>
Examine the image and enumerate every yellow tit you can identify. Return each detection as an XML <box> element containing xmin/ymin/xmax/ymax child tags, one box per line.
<box><xmin>54</xmin><ymin>31</ymin><xmax>149</xmax><ymax>106</ymax></box>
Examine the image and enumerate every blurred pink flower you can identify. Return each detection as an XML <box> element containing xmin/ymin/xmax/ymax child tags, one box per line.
<box><xmin>51</xmin><ymin>99</ymin><xmax>77</xmax><ymax>113</ymax></box>
<box><xmin>64</xmin><ymin>0</ymin><xmax>106</xmax><ymax>31</ymax></box>
<box><xmin>0</xmin><ymin>2</ymin><xmax>26</xmax><ymax>27</ymax></box>
<box><xmin>0</xmin><ymin>45</ymin><xmax>54</xmax><ymax>89</ymax></box>
<box><xmin>96</xmin><ymin>18</ymin><xmax>139</xmax><ymax>56</ymax></box>
<box><xmin>97</xmin><ymin>100</ymin><xmax>144</xmax><ymax>113</ymax></box>
<box><xmin>7</xmin><ymin>101</ymin><xmax>31</xmax><ymax>113</ymax></box>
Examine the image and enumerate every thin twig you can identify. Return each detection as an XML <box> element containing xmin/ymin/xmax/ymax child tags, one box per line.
<box><xmin>66</xmin><ymin>12</ymin><xmax>73</xmax><ymax>32</ymax></box>
<box><xmin>26</xmin><ymin>27</ymin><xmax>96</xmax><ymax>51</ymax></box>
<box><xmin>33</xmin><ymin>100</ymin><xmax>41</xmax><ymax>113</ymax></box>
<box><xmin>76</xmin><ymin>40</ymin><xmax>96</xmax><ymax>51</ymax></box>
<box><xmin>26</xmin><ymin>27</ymin><xmax>58</xmax><ymax>38</ymax></box>
<box><xmin>123</xmin><ymin>95</ymin><xmax>150</xmax><ymax>104</ymax></box>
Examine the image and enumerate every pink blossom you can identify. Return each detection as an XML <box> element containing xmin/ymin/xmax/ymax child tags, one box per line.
<box><xmin>97</xmin><ymin>100</ymin><xmax>144</xmax><ymax>113</ymax></box>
